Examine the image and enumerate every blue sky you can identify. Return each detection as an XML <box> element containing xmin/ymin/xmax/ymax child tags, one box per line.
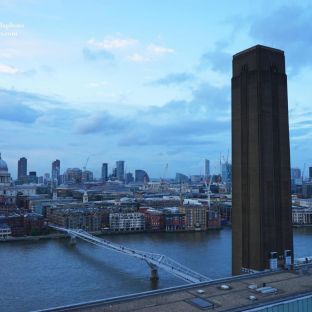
<box><xmin>0</xmin><ymin>0</ymin><xmax>312</xmax><ymax>178</ymax></box>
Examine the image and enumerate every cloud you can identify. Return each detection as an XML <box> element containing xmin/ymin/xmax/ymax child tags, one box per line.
<box><xmin>149</xmin><ymin>72</ymin><xmax>195</xmax><ymax>86</ymax></box>
<box><xmin>147</xmin><ymin>44</ymin><xmax>174</xmax><ymax>56</ymax></box>
<box><xmin>75</xmin><ymin>83</ymin><xmax>230</xmax><ymax>150</ymax></box>
<box><xmin>201</xmin><ymin>50</ymin><xmax>231</xmax><ymax>73</ymax></box>
<box><xmin>289</xmin><ymin>108</ymin><xmax>312</xmax><ymax>142</ymax></box>
<box><xmin>87</xmin><ymin>37</ymin><xmax>138</xmax><ymax>50</ymax></box>
<box><xmin>85</xmin><ymin>37</ymin><xmax>173</xmax><ymax>63</ymax></box>
<box><xmin>83</xmin><ymin>48</ymin><xmax>114</xmax><ymax>61</ymax></box>
<box><xmin>200</xmin><ymin>42</ymin><xmax>231</xmax><ymax>73</ymax></box>
<box><xmin>248</xmin><ymin>4</ymin><xmax>312</xmax><ymax>74</ymax></box>
<box><xmin>0</xmin><ymin>90</ymin><xmax>40</xmax><ymax>123</ymax></box>
<box><xmin>118</xmin><ymin>118</ymin><xmax>227</xmax><ymax>147</ymax></box>
<box><xmin>83</xmin><ymin>37</ymin><xmax>137</xmax><ymax>62</ymax></box>
<box><xmin>0</xmin><ymin>64</ymin><xmax>49</xmax><ymax>77</ymax></box>
<box><xmin>127</xmin><ymin>44</ymin><xmax>174</xmax><ymax>63</ymax></box>
<box><xmin>0</xmin><ymin>88</ymin><xmax>71</xmax><ymax>125</ymax></box>
<box><xmin>74</xmin><ymin>112</ymin><xmax>130</xmax><ymax>134</ymax></box>
<box><xmin>127</xmin><ymin>53</ymin><xmax>149</xmax><ymax>63</ymax></box>
<box><xmin>0</xmin><ymin>83</ymin><xmax>231</xmax><ymax>177</ymax></box>
<box><xmin>87</xmin><ymin>81</ymin><xmax>109</xmax><ymax>88</ymax></box>
<box><xmin>128</xmin><ymin>83</ymin><xmax>230</xmax><ymax>146</ymax></box>
<box><xmin>0</xmin><ymin>64</ymin><xmax>20</xmax><ymax>74</ymax></box>
<box><xmin>144</xmin><ymin>83</ymin><xmax>230</xmax><ymax>120</ymax></box>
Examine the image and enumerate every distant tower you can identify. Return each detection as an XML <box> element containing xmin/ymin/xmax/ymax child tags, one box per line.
<box><xmin>125</xmin><ymin>172</ymin><xmax>134</xmax><ymax>184</ymax></box>
<box><xmin>52</xmin><ymin>189</ymin><xmax>58</xmax><ymax>200</ymax></box>
<box><xmin>291</xmin><ymin>168</ymin><xmax>301</xmax><ymax>180</ymax></box>
<box><xmin>221</xmin><ymin>162</ymin><xmax>232</xmax><ymax>183</ymax></box>
<box><xmin>116</xmin><ymin>160</ymin><xmax>125</xmax><ymax>181</ymax></box>
<box><xmin>17</xmin><ymin>157</ymin><xmax>27</xmax><ymax>180</ymax></box>
<box><xmin>83</xmin><ymin>190</ymin><xmax>88</xmax><ymax>203</ymax></box>
<box><xmin>204</xmin><ymin>159</ymin><xmax>210</xmax><ymax>179</ymax></box>
<box><xmin>309</xmin><ymin>167</ymin><xmax>312</xmax><ymax>181</ymax></box>
<box><xmin>232</xmin><ymin>45</ymin><xmax>293</xmax><ymax>274</ymax></box>
<box><xmin>135</xmin><ymin>170</ymin><xmax>150</xmax><ymax>183</ymax></box>
<box><xmin>101</xmin><ymin>163</ymin><xmax>108</xmax><ymax>181</ymax></box>
<box><xmin>52</xmin><ymin>160</ymin><xmax>60</xmax><ymax>185</ymax></box>
<box><xmin>29</xmin><ymin>171</ymin><xmax>38</xmax><ymax>184</ymax></box>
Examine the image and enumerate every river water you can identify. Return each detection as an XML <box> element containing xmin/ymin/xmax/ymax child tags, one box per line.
<box><xmin>1</xmin><ymin>227</ymin><xmax>312</xmax><ymax>312</ymax></box>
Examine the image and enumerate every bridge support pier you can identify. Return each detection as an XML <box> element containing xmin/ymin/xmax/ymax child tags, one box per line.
<box><xmin>149</xmin><ymin>265</ymin><xmax>159</xmax><ymax>281</ymax></box>
<box><xmin>69</xmin><ymin>235</ymin><xmax>77</xmax><ymax>245</ymax></box>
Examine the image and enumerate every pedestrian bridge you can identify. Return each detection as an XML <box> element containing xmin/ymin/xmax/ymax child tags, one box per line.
<box><xmin>49</xmin><ymin>224</ymin><xmax>211</xmax><ymax>284</ymax></box>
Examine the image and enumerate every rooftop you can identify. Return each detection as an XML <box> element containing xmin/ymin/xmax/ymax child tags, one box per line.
<box><xmin>44</xmin><ymin>269</ymin><xmax>312</xmax><ymax>312</ymax></box>
<box><xmin>233</xmin><ymin>44</ymin><xmax>284</xmax><ymax>58</ymax></box>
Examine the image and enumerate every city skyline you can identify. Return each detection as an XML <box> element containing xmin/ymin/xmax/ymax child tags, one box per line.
<box><xmin>0</xmin><ymin>1</ymin><xmax>312</xmax><ymax>178</ymax></box>
<box><xmin>1</xmin><ymin>152</ymin><xmax>216</xmax><ymax>180</ymax></box>
<box><xmin>2</xmin><ymin>151</ymin><xmax>310</xmax><ymax>181</ymax></box>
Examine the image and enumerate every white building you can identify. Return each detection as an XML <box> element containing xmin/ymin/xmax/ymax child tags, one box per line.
<box><xmin>292</xmin><ymin>207</ymin><xmax>312</xmax><ymax>225</ymax></box>
<box><xmin>0</xmin><ymin>224</ymin><xmax>11</xmax><ymax>239</ymax></box>
<box><xmin>109</xmin><ymin>212</ymin><xmax>145</xmax><ymax>232</ymax></box>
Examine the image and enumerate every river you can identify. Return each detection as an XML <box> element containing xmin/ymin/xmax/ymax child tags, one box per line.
<box><xmin>1</xmin><ymin>227</ymin><xmax>312</xmax><ymax>312</ymax></box>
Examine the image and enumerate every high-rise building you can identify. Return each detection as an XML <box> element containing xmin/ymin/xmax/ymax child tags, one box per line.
<box><xmin>29</xmin><ymin>171</ymin><xmax>38</xmax><ymax>184</ymax></box>
<box><xmin>135</xmin><ymin>170</ymin><xmax>149</xmax><ymax>184</ymax></box>
<box><xmin>309</xmin><ymin>167</ymin><xmax>312</xmax><ymax>181</ymax></box>
<box><xmin>112</xmin><ymin>168</ymin><xmax>117</xmax><ymax>178</ymax></box>
<box><xmin>204</xmin><ymin>159</ymin><xmax>210</xmax><ymax>178</ymax></box>
<box><xmin>232</xmin><ymin>45</ymin><xmax>293</xmax><ymax>275</ymax></box>
<box><xmin>82</xmin><ymin>170</ymin><xmax>93</xmax><ymax>182</ymax></box>
<box><xmin>221</xmin><ymin>162</ymin><xmax>232</xmax><ymax>183</ymax></box>
<box><xmin>125</xmin><ymin>172</ymin><xmax>134</xmax><ymax>184</ymax></box>
<box><xmin>101</xmin><ymin>163</ymin><xmax>108</xmax><ymax>181</ymax></box>
<box><xmin>63</xmin><ymin>168</ymin><xmax>82</xmax><ymax>184</ymax></box>
<box><xmin>291</xmin><ymin>168</ymin><xmax>301</xmax><ymax>180</ymax></box>
<box><xmin>44</xmin><ymin>173</ymin><xmax>50</xmax><ymax>185</ymax></box>
<box><xmin>52</xmin><ymin>160</ymin><xmax>60</xmax><ymax>185</ymax></box>
<box><xmin>116</xmin><ymin>160</ymin><xmax>125</xmax><ymax>181</ymax></box>
<box><xmin>175</xmin><ymin>173</ymin><xmax>189</xmax><ymax>183</ymax></box>
<box><xmin>17</xmin><ymin>157</ymin><xmax>27</xmax><ymax>180</ymax></box>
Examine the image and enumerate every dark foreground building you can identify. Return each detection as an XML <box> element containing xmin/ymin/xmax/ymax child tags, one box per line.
<box><xmin>232</xmin><ymin>45</ymin><xmax>293</xmax><ymax>275</ymax></box>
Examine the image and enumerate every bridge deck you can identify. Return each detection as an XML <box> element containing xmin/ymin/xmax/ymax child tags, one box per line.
<box><xmin>49</xmin><ymin>224</ymin><xmax>211</xmax><ymax>284</ymax></box>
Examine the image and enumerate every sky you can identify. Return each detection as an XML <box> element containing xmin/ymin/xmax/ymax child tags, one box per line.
<box><xmin>0</xmin><ymin>0</ymin><xmax>312</xmax><ymax>179</ymax></box>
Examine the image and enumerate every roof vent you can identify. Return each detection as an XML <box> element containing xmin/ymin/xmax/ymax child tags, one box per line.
<box><xmin>256</xmin><ymin>286</ymin><xmax>277</xmax><ymax>294</ymax></box>
<box><xmin>196</xmin><ymin>289</ymin><xmax>205</xmax><ymax>294</ymax></box>
<box><xmin>188</xmin><ymin>297</ymin><xmax>214</xmax><ymax>310</ymax></box>
<box><xmin>248</xmin><ymin>295</ymin><xmax>257</xmax><ymax>301</ymax></box>
<box><xmin>219</xmin><ymin>284</ymin><xmax>231</xmax><ymax>290</ymax></box>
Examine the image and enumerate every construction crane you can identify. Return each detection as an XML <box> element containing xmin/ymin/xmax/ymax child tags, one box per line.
<box><xmin>160</xmin><ymin>163</ymin><xmax>168</xmax><ymax>183</ymax></box>
<box><xmin>163</xmin><ymin>163</ymin><xmax>168</xmax><ymax>180</ymax></box>
<box><xmin>158</xmin><ymin>163</ymin><xmax>169</xmax><ymax>191</ymax></box>
<box><xmin>83</xmin><ymin>156</ymin><xmax>90</xmax><ymax>171</ymax></box>
<box><xmin>302</xmin><ymin>163</ymin><xmax>306</xmax><ymax>182</ymax></box>
<box><xmin>206</xmin><ymin>171</ymin><xmax>218</xmax><ymax>208</ymax></box>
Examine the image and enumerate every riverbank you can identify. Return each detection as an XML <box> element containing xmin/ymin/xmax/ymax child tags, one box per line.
<box><xmin>1</xmin><ymin>223</ymin><xmax>310</xmax><ymax>243</ymax></box>
<box><xmin>0</xmin><ymin>232</ymin><xmax>67</xmax><ymax>242</ymax></box>
<box><xmin>0</xmin><ymin>227</ymin><xmax>224</xmax><ymax>243</ymax></box>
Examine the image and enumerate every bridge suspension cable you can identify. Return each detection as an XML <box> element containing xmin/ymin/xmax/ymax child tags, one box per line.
<box><xmin>49</xmin><ymin>224</ymin><xmax>211</xmax><ymax>284</ymax></box>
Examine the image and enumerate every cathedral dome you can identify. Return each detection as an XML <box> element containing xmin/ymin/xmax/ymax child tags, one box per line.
<box><xmin>0</xmin><ymin>153</ymin><xmax>8</xmax><ymax>172</ymax></box>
